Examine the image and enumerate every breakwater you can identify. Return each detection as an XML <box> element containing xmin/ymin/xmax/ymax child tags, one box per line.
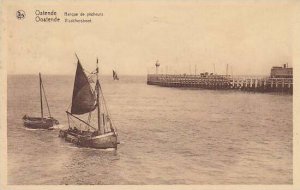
<box><xmin>147</xmin><ymin>74</ymin><xmax>293</xmax><ymax>94</ymax></box>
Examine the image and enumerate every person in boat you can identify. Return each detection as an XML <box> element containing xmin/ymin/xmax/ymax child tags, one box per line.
<box><xmin>92</xmin><ymin>131</ymin><xmax>98</xmax><ymax>137</ymax></box>
<box><xmin>23</xmin><ymin>115</ymin><xmax>28</xmax><ymax>120</ymax></box>
<box><xmin>70</xmin><ymin>127</ymin><xmax>78</xmax><ymax>133</ymax></box>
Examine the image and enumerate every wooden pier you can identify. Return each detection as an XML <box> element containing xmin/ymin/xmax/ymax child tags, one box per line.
<box><xmin>147</xmin><ymin>74</ymin><xmax>293</xmax><ymax>94</ymax></box>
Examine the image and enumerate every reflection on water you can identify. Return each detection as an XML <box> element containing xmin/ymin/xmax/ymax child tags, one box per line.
<box><xmin>8</xmin><ymin>75</ymin><xmax>292</xmax><ymax>184</ymax></box>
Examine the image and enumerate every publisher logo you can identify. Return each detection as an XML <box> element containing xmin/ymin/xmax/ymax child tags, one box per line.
<box><xmin>16</xmin><ymin>10</ymin><xmax>26</xmax><ymax>20</ymax></box>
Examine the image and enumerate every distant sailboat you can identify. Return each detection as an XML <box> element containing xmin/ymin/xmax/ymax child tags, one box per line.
<box><xmin>113</xmin><ymin>70</ymin><xmax>119</xmax><ymax>80</ymax></box>
<box><xmin>59</xmin><ymin>55</ymin><xmax>118</xmax><ymax>149</ymax></box>
<box><xmin>23</xmin><ymin>73</ymin><xmax>59</xmax><ymax>129</ymax></box>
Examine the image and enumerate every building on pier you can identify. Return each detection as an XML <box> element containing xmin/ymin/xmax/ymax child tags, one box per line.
<box><xmin>270</xmin><ymin>64</ymin><xmax>293</xmax><ymax>78</ymax></box>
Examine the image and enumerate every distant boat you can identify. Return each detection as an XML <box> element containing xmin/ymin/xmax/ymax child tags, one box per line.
<box><xmin>23</xmin><ymin>73</ymin><xmax>59</xmax><ymax>129</ymax></box>
<box><xmin>59</xmin><ymin>55</ymin><xmax>118</xmax><ymax>149</ymax></box>
<box><xmin>113</xmin><ymin>70</ymin><xmax>119</xmax><ymax>80</ymax></box>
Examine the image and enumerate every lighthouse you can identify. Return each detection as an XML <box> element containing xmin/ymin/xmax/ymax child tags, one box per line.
<box><xmin>155</xmin><ymin>60</ymin><xmax>160</xmax><ymax>74</ymax></box>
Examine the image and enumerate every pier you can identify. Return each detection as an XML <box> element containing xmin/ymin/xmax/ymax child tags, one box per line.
<box><xmin>147</xmin><ymin>74</ymin><xmax>293</xmax><ymax>94</ymax></box>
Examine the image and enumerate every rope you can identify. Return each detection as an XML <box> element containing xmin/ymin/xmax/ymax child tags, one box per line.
<box><xmin>41</xmin><ymin>82</ymin><xmax>52</xmax><ymax>117</ymax></box>
<box><xmin>67</xmin><ymin>103</ymin><xmax>72</xmax><ymax>111</ymax></box>
<box><xmin>98</xmin><ymin>81</ymin><xmax>118</xmax><ymax>133</ymax></box>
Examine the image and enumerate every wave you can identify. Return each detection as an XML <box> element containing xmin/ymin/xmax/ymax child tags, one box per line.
<box><xmin>52</xmin><ymin>124</ymin><xmax>68</xmax><ymax>130</ymax></box>
<box><xmin>60</xmin><ymin>144</ymin><xmax>117</xmax><ymax>151</ymax></box>
<box><xmin>24</xmin><ymin>127</ymin><xmax>47</xmax><ymax>131</ymax></box>
<box><xmin>23</xmin><ymin>124</ymin><xmax>67</xmax><ymax>131</ymax></box>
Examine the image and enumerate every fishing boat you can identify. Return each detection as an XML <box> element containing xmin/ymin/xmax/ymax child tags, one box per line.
<box><xmin>23</xmin><ymin>73</ymin><xmax>59</xmax><ymax>129</ymax></box>
<box><xmin>113</xmin><ymin>70</ymin><xmax>119</xmax><ymax>80</ymax></box>
<box><xmin>59</xmin><ymin>55</ymin><xmax>118</xmax><ymax>149</ymax></box>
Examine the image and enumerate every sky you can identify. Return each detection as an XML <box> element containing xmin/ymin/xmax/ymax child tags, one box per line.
<box><xmin>3</xmin><ymin>0</ymin><xmax>297</xmax><ymax>76</ymax></box>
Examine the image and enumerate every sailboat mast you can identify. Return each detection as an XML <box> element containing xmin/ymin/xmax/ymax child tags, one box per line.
<box><xmin>39</xmin><ymin>73</ymin><xmax>44</xmax><ymax>119</ymax></box>
<box><xmin>96</xmin><ymin>58</ymin><xmax>102</xmax><ymax>134</ymax></box>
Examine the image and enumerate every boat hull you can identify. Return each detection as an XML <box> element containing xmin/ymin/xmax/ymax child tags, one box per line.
<box><xmin>59</xmin><ymin>130</ymin><xmax>118</xmax><ymax>149</ymax></box>
<box><xmin>23</xmin><ymin>115</ymin><xmax>59</xmax><ymax>129</ymax></box>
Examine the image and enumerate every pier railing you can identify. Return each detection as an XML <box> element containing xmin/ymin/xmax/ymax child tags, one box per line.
<box><xmin>147</xmin><ymin>74</ymin><xmax>293</xmax><ymax>94</ymax></box>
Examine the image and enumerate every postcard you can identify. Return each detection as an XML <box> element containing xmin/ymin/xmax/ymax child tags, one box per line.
<box><xmin>0</xmin><ymin>0</ymin><xmax>299</xmax><ymax>189</ymax></box>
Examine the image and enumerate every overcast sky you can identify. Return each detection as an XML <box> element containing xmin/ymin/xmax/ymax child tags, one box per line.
<box><xmin>4</xmin><ymin>0</ymin><xmax>296</xmax><ymax>76</ymax></box>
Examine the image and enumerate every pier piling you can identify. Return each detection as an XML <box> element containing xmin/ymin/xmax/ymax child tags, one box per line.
<box><xmin>147</xmin><ymin>74</ymin><xmax>293</xmax><ymax>94</ymax></box>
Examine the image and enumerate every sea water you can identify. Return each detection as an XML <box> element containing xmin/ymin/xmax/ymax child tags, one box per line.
<box><xmin>7</xmin><ymin>75</ymin><xmax>292</xmax><ymax>184</ymax></box>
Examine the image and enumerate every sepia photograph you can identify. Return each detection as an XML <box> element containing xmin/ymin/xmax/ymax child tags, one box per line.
<box><xmin>1</xmin><ymin>0</ymin><xmax>300</xmax><ymax>189</ymax></box>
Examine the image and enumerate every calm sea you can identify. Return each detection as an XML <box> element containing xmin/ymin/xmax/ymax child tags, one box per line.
<box><xmin>7</xmin><ymin>75</ymin><xmax>292</xmax><ymax>184</ymax></box>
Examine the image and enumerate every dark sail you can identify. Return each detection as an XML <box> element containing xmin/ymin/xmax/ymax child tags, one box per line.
<box><xmin>71</xmin><ymin>61</ymin><xmax>96</xmax><ymax>115</ymax></box>
<box><xmin>113</xmin><ymin>70</ymin><xmax>119</xmax><ymax>80</ymax></box>
<box><xmin>113</xmin><ymin>70</ymin><xmax>116</xmax><ymax>78</ymax></box>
